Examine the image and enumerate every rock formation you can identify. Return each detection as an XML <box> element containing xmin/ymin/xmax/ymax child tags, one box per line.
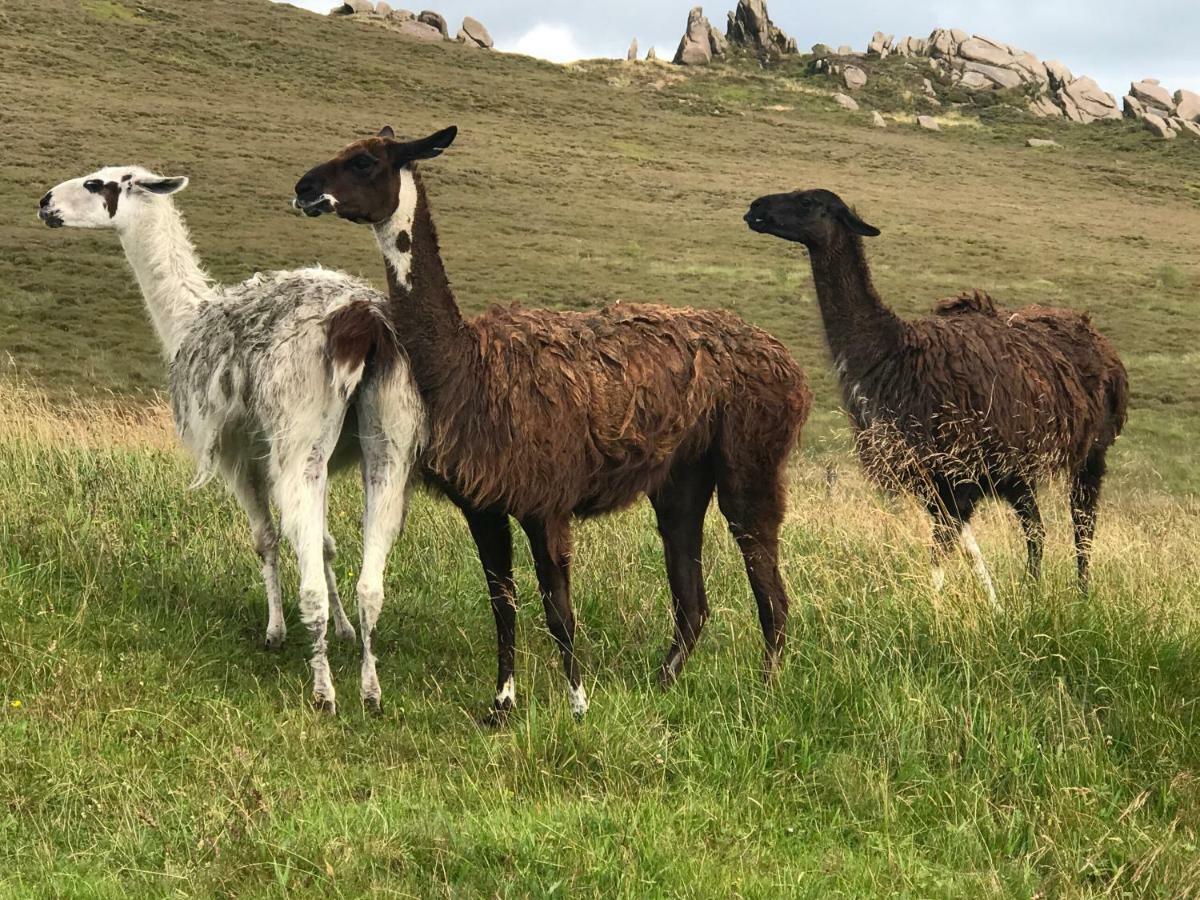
<box><xmin>875</xmin><ymin>28</ymin><xmax>1123</xmax><ymax>124</ymax></box>
<box><xmin>417</xmin><ymin>10</ymin><xmax>448</xmax><ymax>38</ymax></box>
<box><xmin>673</xmin><ymin>7</ymin><xmax>724</xmax><ymax>66</ymax></box>
<box><xmin>726</xmin><ymin>0</ymin><xmax>797</xmax><ymax>56</ymax></box>
<box><xmin>627</xmin><ymin>38</ymin><xmax>639</xmax><ymax>61</ymax></box>
<box><xmin>458</xmin><ymin>16</ymin><xmax>492</xmax><ymax>49</ymax></box>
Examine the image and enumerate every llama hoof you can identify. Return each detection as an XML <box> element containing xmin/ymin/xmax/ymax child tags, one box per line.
<box><xmin>364</xmin><ymin>696</ymin><xmax>383</xmax><ymax>717</ymax></box>
<box><xmin>656</xmin><ymin>666</ymin><xmax>678</xmax><ymax>693</ymax></box>
<box><xmin>762</xmin><ymin>654</ymin><xmax>782</xmax><ymax>685</ymax></box>
<box><xmin>479</xmin><ymin>702</ymin><xmax>512</xmax><ymax>729</ymax></box>
<box><xmin>263</xmin><ymin>631</ymin><xmax>286</xmax><ymax>652</ymax></box>
<box><xmin>312</xmin><ymin>696</ymin><xmax>337</xmax><ymax>716</ymax></box>
<box><xmin>334</xmin><ymin>621</ymin><xmax>357</xmax><ymax>644</ymax></box>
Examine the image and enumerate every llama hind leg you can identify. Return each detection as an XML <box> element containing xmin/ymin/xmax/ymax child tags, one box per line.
<box><xmin>225</xmin><ymin>461</ymin><xmax>286</xmax><ymax>651</ymax></box>
<box><xmin>355</xmin><ymin>432</ymin><xmax>415</xmax><ymax>715</ymax></box>
<box><xmin>1003</xmin><ymin>482</ymin><xmax>1044</xmax><ymax>583</ymax></box>
<box><xmin>464</xmin><ymin>507</ymin><xmax>517</xmax><ymax>723</ymax></box>
<box><xmin>716</xmin><ymin>470</ymin><xmax>790</xmax><ymax>682</ymax></box>
<box><xmin>522</xmin><ymin>517</ymin><xmax>586</xmax><ymax>717</ymax></box>
<box><xmin>1070</xmin><ymin>451</ymin><xmax>1107</xmax><ymax>594</ymax></box>
<box><xmin>323</xmin><ymin>530</ymin><xmax>357</xmax><ymax>645</ymax></box>
<box><xmin>650</xmin><ymin>458</ymin><xmax>716</xmax><ymax>690</ymax></box>
<box><xmin>276</xmin><ymin>437</ymin><xmax>341</xmax><ymax>713</ymax></box>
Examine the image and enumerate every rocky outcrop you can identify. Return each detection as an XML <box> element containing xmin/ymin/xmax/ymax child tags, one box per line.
<box><xmin>1117</xmin><ymin>80</ymin><xmax>1200</xmax><ymax>137</ymax></box>
<box><xmin>917</xmin><ymin>115</ymin><xmax>940</xmax><ymax>131</ymax></box>
<box><xmin>726</xmin><ymin>0</ymin><xmax>797</xmax><ymax>56</ymax></box>
<box><xmin>832</xmin><ymin>93</ymin><xmax>859</xmax><ymax>111</ymax></box>
<box><xmin>627</xmin><ymin>39</ymin><xmax>638</xmax><ymax>61</ymax></box>
<box><xmin>647</xmin><ymin>47</ymin><xmax>658</xmax><ymax>61</ymax></box>
<box><xmin>673</xmin><ymin>7</ymin><xmax>725</xmax><ymax>66</ymax></box>
<box><xmin>1175</xmin><ymin>90</ymin><xmax>1200</xmax><ymax>122</ymax></box>
<box><xmin>880</xmin><ymin>28</ymin><xmax>1122</xmax><ymax>124</ymax></box>
<box><xmin>458</xmin><ymin>16</ymin><xmax>492</xmax><ymax>48</ymax></box>
<box><xmin>395</xmin><ymin>18</ymin><xmax>443</xmax><ymax>40</ymax></box>
<box><xmin>417</xmin><ymin>10</ymin><xmax>448</xmax><ymax>38</ymax></box>
<box><xmin>1143</xmin><ymin>113</ymin><xmax>1175</xmax><ymax>139</ymax></box>
<box><xmin>872</xmin><ymin>111</ymin><xmax>887</xmax><ymax>128</ymax></box>
<box><xmin>843</xmin><ymin>66</ymin><xmax>867</xmax><ymax>91</ymax></box>
<box><xmin>332</xmin><ymin>4</ymin><xmax>498</xmax><ymax>50</ymax></box>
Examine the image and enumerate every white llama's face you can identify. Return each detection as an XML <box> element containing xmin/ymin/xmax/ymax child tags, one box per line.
<box><xmin>38</xmin><ymin>166</ymin><xmax>188</xmax><ymax>230</ymax></box>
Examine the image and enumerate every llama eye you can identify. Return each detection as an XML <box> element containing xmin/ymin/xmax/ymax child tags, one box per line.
<box><xmin>351</xmin><ymin>155</ymin><xmax>376</xmax><ymax>173</ymax></box>
<box><xmin>83</xmin><ymin>180</ymin><xmax>104</xmax><ymax>194</ymax></box>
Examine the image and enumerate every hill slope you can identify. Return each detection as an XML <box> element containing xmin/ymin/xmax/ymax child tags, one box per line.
<box><xmin>1</xmin><ymin>0</ymin><xmax>1199</xmax><ymax>492</ymax></box>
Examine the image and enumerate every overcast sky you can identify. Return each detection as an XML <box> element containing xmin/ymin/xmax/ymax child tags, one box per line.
<box><xmin>274</xmin><ymin>1</ymin><xmax>1198</xmax><ymax>96</ymax></box>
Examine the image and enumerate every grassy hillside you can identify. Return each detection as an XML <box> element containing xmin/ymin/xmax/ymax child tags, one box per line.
<box><xmin>2</xmin><ymin>0</ymin><xmax>1199</xmax><ymax>489</ymax></box>
<box><xmin>2</xmin><ymin>2</ymin><xmax>1200</xmax><ymax>897</ymax></box>
<box><xmin>2</xmin><ymin>392</ymin><xmax>1199</xmax><ymax>897</ymax></box>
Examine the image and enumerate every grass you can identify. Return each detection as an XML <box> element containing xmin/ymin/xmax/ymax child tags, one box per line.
<box><xmin>2</xmin><ymin>392</ymin><xmax>1199</xmax><ymax>897</ymax></box>
<box><xmin>2</xmin><ymin>0</ymin><xmax>1200</xmax><ymax>895</ymax></box>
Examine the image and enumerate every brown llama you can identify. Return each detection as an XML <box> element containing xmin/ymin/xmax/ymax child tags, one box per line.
<box><xmin>745</xmin><ymin>189</ymin><xmax>1127</xmax><ymax>600</ymax></box>
<box><xmin>294</xmin><ymin>127</ymin><xmax>812</xmax><ymax>719</ymax></box>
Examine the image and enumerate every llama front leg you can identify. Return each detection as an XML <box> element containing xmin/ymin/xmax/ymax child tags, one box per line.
<box><xmin>464</xmin><ymin>507</ymin><xmax>517</xmax><ymax>724</ymax></box>
<box><xmin>225</xmin><ymin>461</ymin><xmax>286</xmax><ymax>650</ymax></box>
<box><xmin>959</xmin><ymin>524</ymin><xmax>999</xmax><ymax>610</ymax></box>
<box><xmin>522</xmin><ymin>517</ymin><xmax>586</xmax><ymax>718</ymax></box>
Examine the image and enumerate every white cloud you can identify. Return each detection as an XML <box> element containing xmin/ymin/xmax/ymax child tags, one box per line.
<box><xmin>507</xmin><ymin>23</ymin><xmax>589</xmax><ymax>63</ymax></box>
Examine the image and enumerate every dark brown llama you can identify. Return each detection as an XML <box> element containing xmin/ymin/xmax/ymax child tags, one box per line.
<box><xmin>745</xmin><ymin>189</ymin><xmax>1127</xmax><ymax>600</ymax></box>
<box><xmin>294</xmin><ymin>127</ymin><xmax>812</xmax><ymax>719</ymax></box>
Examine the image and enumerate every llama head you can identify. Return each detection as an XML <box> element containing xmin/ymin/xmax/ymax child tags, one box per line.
<box><xmin>38</xmin><ymin>166</ymin><xmax>188</xmax><ymax>231</ymax></box>
<box><xmin>293</xmin><ymin>126</ymin><xmax>457</xmax><ymax>224</ymax></box>
<box><xmin>745</xmin><ymin>189</ymin><xmax>880</xmax><ymax>248</ymax></box>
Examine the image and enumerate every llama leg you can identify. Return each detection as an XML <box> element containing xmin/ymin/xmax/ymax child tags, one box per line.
<box><xmin>356</xmin><ymin>429</ymin><xmax>415</xmax><ymax>715</ymax></box>
<box><xmin>323</xmin><ymin>529</ymin><xmax>357</xmax><ymax>644</ymax></box>
<box><xmin>959</xmin><ymin>524</ymin><xmax>999</xmax><ymax>610</ymax></box>
<box><xmin>716</xmin><ymin>473</ymin><xmax>790</xmax><ymax>682</ymax></box>
<box><xmin>464</xmin><ymin>507</ymin><xmax>517</xmax><ymax>722</ymax></box>
<box><xmin>226</xmin><ymin>462</ymin><xmax>286</xmax><ymax>650</ymax></box>
<box><xmin>1070</xmin><ymin>451</ymin><xmax>1106</xmax><ymax>594</ymax></box>
<box><xmin>650</xmin><ymin>458</ymin><xmax>715</xmax><ymax>690</ymax></box>
<box><xmin>1004</xmin><ymin>482</ymin><xmax>1045</xmax><ymax>583</ymax></box>
<box><xmin>522</xmin><ymin>517</ymin><xmax>586</xmax><ymax>717</ymax></box>
<box><xmin>276</xmin><ymin>439</ymin><xmax>340</xmax><ymax>713</ymax></box>
<box><xmin>929</xmin><ymin>515</ymin><xmax>958</xmax><ymax>594</ymax></box>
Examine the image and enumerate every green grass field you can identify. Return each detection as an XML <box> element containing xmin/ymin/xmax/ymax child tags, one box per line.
<box><xmin>2</xmin><ymin>0</ymin><xmax>1199</xmax><ymax>895</ymax></box>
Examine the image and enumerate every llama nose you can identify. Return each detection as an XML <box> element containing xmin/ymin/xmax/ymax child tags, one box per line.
<box><xmin>294</xmin><ymin>175</ymin><xmax>317</xmax><ymax>199</ymax></box>
<box><xmin>39</xmin><ymin>191</ymin><xmax>52</xmax><ymax>208</ymax></box>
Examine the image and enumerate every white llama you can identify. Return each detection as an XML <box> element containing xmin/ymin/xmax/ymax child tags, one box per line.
<box><xmin>38</xmin><ymin>167</ymin><xmax>426</xmax><ymax>714</ymax></box>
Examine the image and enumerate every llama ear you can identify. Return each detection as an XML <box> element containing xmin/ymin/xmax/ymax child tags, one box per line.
<box><xmin>839</xmin><ymin>205</ymin><xmax>880</xmax><ymax>238</ymax></box>
<box><xmin>390</xmin><ymin>126</ymin><xmax>458</xmax><ymax>166</ymax></box>
<box><xmin>134</xmin><ymin>176</ymin><xmax>189</xmax><ymax>196</ymax></box>
<box><xmin>378</xmin><ymin>125</ymin><xmax>396</xmax><ymax>139</ymax></box>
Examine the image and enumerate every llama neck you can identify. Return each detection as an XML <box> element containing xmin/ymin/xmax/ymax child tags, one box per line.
<box><xmin>373</xmin><ymin>168</ymin><xmax>475</xmax><ymax>395</ymax></box>
<box><xmin>117</xmin><ymin>200</ymin><xmax>213</xmax><ymax>358</ymax></box>
<box><xmin>806</xmin><ymin>233</ymin><xmax>905</xmax><ymax>384</ymax></box>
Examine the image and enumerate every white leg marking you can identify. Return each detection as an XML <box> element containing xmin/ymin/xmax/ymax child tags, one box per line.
<box><xmin>568</xmin><ymin>682</ymin><xmax>589</xmax><ymax>718</ymax></box>
<box><xmin>496</xmin><ymin>676</ymin><xmax>516</xmax><ymax>707</ymax></box>
<box><xmin>960</xmin><ymin>524</ymin><xmax>999</xmax><ymax>609</ymax></box>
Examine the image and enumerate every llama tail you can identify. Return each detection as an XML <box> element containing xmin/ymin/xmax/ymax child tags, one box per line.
<box><xmin>324</xmin><ymin>301</ymin><xmax>400</xmax><ymax>401</ymax></box>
